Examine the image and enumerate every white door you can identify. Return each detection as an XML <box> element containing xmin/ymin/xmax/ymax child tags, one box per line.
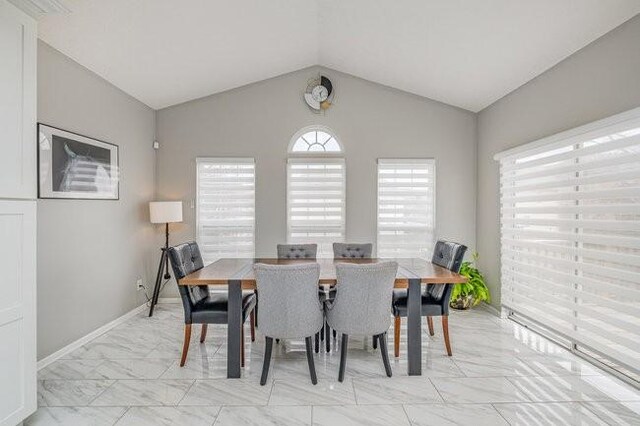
<box><xmin>0</xmin><ymin>1</ymin><xmax>37</xmax><ymax>425</ymax></box>
<box><xmin>0</xmin><ymin>201</ymin><xmax>36</xmax><ymax>426</ymax></box>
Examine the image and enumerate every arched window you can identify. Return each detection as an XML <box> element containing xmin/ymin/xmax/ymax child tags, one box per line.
<box><xmin>287</xmin><ymin>126</ymin><xmax>345</xmax><ymax>256</ymax></box>
<box><xmin>289</xmin><ymin>126</ymin><xmax>342</xmax><ymax>153</ymax></box>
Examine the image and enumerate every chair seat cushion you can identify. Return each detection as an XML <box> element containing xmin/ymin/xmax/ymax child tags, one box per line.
<box><xmin>392</xmin><ymin>289</ymin><xmax>444</xmax><ymax>317</ymax></box>
<box><xmin>191</xmin><ymin>292</ymin><xmax>256</xmax><ymax>324</ymax></box>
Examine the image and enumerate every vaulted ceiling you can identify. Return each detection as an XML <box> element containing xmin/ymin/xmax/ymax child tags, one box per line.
<box><xmin>37</xmin><ymin>0</ymin><xmax>640</xmax><ymax>111</ymax></box>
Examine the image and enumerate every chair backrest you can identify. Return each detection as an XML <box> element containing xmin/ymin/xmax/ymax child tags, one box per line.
<box><xmin>277</xmin><ymin>244</ymin><xmax>317</xmax><ymax>259</ymax></box>
<box><xmin>427</xmin><ymin>240</ymin><xmax>467</xmax><ymax>303</ymax></box>
<box><xmin>328</xmin><ymin>261</ymin><xmax>398</xmax><ymax>335</ymax></box>
<box><xmin>167</xmin><ymin>242</ymin><xmax>209</xmax><ymax>322</ymax></box>
<box><xmin>333</xmin><ymin>242</ymin><xmax>373</xmax><ymax>259</ymax></box>
<box><xmin>254</xmin><ymin>263</ymin><xmax>324</xmax><ymax>338</ymax></box>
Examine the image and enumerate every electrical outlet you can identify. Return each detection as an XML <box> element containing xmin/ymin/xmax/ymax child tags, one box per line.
<box><xmin>136</xmin><ymin>278</ymin><xmax>144</xmax><ymax>291</ymax></box>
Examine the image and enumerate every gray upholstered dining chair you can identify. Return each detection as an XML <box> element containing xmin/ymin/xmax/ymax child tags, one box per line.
<box><xmin>277</xmin><ymin>243</ymin><xmax>317</xmax><ymax>259</ymax></box>
<box><xmin>325</xmin><ymin>261</ymin><xmax>398</xmax><ymax>382</ymax></box>
<box><xmin>328</xmin><ymin>242</ymin><xmax>374</xmax><ymax>349</ymax></box>
<box><xmin>167</xmin><ymin>242</ymin><xmax>256</xmax><ymax>367</ymax></box>
<box><xmin>392</xmin><ymin>240</ymin><xmax>467</xmax><ymax>358</ymax></box>
<box><xmin>333</xmin><ymin>242</ymin><xmax>373</xmax><ymax>259</ymax></box>
<box><xmin>254</xmin><ymin>263</ymin><xmax>324</xmax><ymax>385</ymax></box>
<box><xmin>276</xmin><ymin>244</ymin><xmax>326</xmax><ymax>351</ymax></box>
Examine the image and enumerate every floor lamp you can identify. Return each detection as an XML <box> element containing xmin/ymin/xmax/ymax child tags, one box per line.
<box><xmin>148</xmin><ymin>201</ymin><xmax>183</xmax><ymax>317</ymax></box>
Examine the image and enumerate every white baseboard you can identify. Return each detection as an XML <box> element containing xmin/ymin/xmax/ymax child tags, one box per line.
<box><xmin>37</xmin><ymin>303</ymin><xmax>148</xmax><ymax>371</ymax></box>
<box><xmin>479</xmin><ymin>302</ymin><xmax>502</xmax><ymax>318</ymax></box>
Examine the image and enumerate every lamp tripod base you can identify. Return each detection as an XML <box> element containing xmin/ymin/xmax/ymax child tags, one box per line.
<box><xmin>148</xmin><ymin>247</ymin><xmax>170</xmax><ymax>317</ymax></box>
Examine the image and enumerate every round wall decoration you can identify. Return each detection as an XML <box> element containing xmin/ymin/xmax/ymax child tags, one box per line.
<box><xmin>304</xmin><ymin>75</ymin><xmax>334</xmax><ymax>112</ymax></box>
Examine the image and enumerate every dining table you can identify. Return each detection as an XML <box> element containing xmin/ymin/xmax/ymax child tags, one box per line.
<box><xmin>179</xmin><ymin>257</ymin><xmax>467</xmax><ymax>378</ymax></box>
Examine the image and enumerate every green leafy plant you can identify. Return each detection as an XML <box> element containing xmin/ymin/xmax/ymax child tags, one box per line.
<box><xmin>450</xmin><ymin>252</ymin><xmax>490</xmax><ymax>308</ymax></box>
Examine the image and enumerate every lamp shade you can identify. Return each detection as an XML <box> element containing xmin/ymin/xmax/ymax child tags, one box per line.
<box><xmin>149</xmin><ymin>201</ymin><xmax>183</xmax><ymax>224</ymax></box>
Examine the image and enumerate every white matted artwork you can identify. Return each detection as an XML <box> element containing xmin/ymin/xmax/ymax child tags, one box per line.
<box><xmin>37</xmin><ymin>124</ymin><xmax>119</xmax><ymax>200</ymax></box>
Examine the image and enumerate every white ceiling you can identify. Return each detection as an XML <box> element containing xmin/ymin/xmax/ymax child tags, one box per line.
<box><xmin>37</xmin><ymin>0</ymin><xmax>640</xmax><ymax>111</ymax></box>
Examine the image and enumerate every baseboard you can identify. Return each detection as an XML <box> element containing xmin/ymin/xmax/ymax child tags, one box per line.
<box><xmin>37</xmin><ymin>303</ymin><xmax>148</xmax><ymax>371</ymax></box>
<box><xmin>157</xmin><ymin>297</ymin><xmax>181</xmax><ymax>304</ymax></box>
<box><xmin>479</xmin><ymin>302</ymin><xmax>502</xmax><ymax>318</ymax></box>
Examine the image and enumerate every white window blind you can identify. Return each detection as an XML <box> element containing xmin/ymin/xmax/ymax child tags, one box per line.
<box><xmin>377</xmin><ymin>159</ymin><xmax>436</xmax><ymax>259</ymax></box>
<box><xmin>287</xmin><ymin>158</ymin><xmax>345</xmax><ymax>257</ymax></box>
<box><xmin>497</xmin><ymin>110</ymin><xmax>640</xmax><ymax>376</ymax></box>
<box><xmin>196</xmin><ymin>158</ymin><xmax>255</xmax><ymax>265</ymax></box>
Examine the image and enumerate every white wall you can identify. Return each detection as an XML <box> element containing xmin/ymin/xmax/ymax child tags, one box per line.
<box><xmin>156</xmin><ymin>66</ymin><xmax>477</xmax><ymax>297</ymax></box>
<box><xmin>37</xmin><ymin>41</ymin><xmax>157</xmax><ymax>359</ymax></box>
<box><xmin>477</xmin><ymin>15</ymin><xmax>640</xmax><ymax>307</ymax></box>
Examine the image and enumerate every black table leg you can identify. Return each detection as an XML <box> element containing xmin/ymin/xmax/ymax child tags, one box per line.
<box><xmin>227</xmin><ymin>279</ymin><xmax>242</xmax><ymax>378</ymax></box>
<box><xmin>407</xmin><ymin>278</ymin><xmax>422</xmax><ymax>375</ymax></box>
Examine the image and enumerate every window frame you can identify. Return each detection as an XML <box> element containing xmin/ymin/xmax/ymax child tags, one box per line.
<box><xmin>195</xmin><ymin>157</ymin><xmax>256</xmax><ymax>265</ymax></box>
<box><xmin>288</xmin><ymin>125</ymin><xmax>344</xmax><ymax>157</ymax></box>
<box><xmin>376</xmin><ymin>158</ymin><xmax>437</xmax><ymax>259</ymax></box>
<box><xmin>495</xmin><ymin>106</ymin><xmax>640</xmax><ymax>380</ymax></box>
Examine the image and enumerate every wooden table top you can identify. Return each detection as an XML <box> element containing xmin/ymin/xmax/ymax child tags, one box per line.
<box><xmin>180</xmin><ymin>257</ymin><xmax>467</xmax><ymax>288</ymax></box>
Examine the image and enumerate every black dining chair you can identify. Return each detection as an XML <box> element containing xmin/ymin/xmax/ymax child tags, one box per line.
<box><xmin>167</xmin><ymin>242</ymin><xmax>256</xmax><ymax>367</ymax></box>
<box><xmin>391</xmin><ymin>240</ymin><xmax>467</xmax><ymax>357</ymax></box>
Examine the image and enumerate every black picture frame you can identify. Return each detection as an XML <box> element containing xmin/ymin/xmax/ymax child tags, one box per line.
<box><xmin>37</xmin><ymin>123</ymin><xmax>120</xmax><ymax>200</ymax></box>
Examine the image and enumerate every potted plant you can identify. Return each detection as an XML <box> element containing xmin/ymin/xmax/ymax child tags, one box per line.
<box><xmin>450</xmin><ymin>252</ymin><xmax>490</xmax><ymax>310</ymax></box>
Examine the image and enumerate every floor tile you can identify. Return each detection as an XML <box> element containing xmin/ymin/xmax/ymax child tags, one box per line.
<box><xmin>430</xmin><ymin>377</ymin><xmax>531</xmax><ymax>403</ymax></box>
<box><xmin>90</xmin><ymin>379</ymin><xmax>193</xmax><ymax>406</ymax></box>
<box><xmin>506</xmin><ymin>375</ymin><xmax>640</xmax><ymax>402</ymax></box>
<box><xmin>40</xmin><ymin>358</ymin><xmax>174</xmax><ymax>380</ymax></box>
<box><xmin>180</xmin><ymin>379</ymin><xmax>272</xmax><ymax>406</ymax></box>
<box><xmin>25</xmin><ymin>406</ymin><xmax>127</xmax><ymax>426</ymax></box>
<box><xmin>115</xmin><ymin>406</ymin><xmax>220</xmax><ymax>426</ymax></box>
<box><xmin>353</xmin><ymin>377</ymin><xmax>442</xmax><ymax>405</ymax></box>
<box><xmin>215</xmin><ymin>406</ymin><xmax>311</xmax><ymax>426</ymax></box>
<box><xmin>403</xmin><ymin>403</ymin><xmax>509</xmax><ymax>426</ymax></box>
<box><xmin>37</xmin><ymin>380</ymin><xmax>114</xmax><ymax>407</ymax></box>
<box><xmin>313</xmin><ymin>405</ymin><xmax>410</xmax><ymax>426</ymax></box>
<box><xmin>452</xmin><ymin>354</ymin><xmax>603</xmax><ymax>378</ymax></box>
<box><xmin>268</xmin><ymin>379</ymin><xmax>357</xmax><ymax>405</ymax></box>
<box><xmin>582</xmin><ymin>401</ymin><xmax>640</xmax><ymax>426</ymax></box>
<box><xmin>494</xmin><ymin>402</ymin><xmax>607</xmax><ymax>425</ymax></box>
<box><xmin>31</xmin><ymin>303</ymin><xmax>638</xmax><ymax>426</ymax></box>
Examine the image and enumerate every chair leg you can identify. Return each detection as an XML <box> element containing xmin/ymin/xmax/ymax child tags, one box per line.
<box><xmin>320</xmin><ymin>323</ymin><xmax>324</xmax><ymax>341</ymax></box>
<box><xmin>250</xmin><ymin>310</ymin><xmax>256</xmax><ymax>342</ymax></box>
<box><xmin>372</xmin><ymin>335</ymin><xmax>378</xmax><ymax>350</ymax></box>
<box><xmin>260</xmin><ymin>336</ymin><xmax>273</xmax><ymax>385</ymax></box>
<box><xmin>338</xmin><ymin>334</ymin><xmax>349</xmax><ymax>382</ymax></box>
<box><xmin>315</xmin><ymin>332</ymin><xmax>319</xmax><ymax>353</ymax></box>
<box><xmin>325</xmin><ymin>321</ymin><xmax>331</xmax><ymax>352</ymax></box>
<box><xmin>180</xmin><ymin>324</ymin><xmax>192</xmax><ymax>367</ymax></box>
<box><xmin>394</xmin><ymin>316</ymin><xmax>400</xmax><ymax>358</ymax></box>
<box><xmin>427</xmin><ymin>316</ymin><xmax>435</xmax><ymax>336</ymax></box>
<box><xmin>305</xmin><ymin>336</ymin><xmax>318</xmax><ymax>385</ymax></box>
<box><xmin>199</xmin><ymin>324</ymin><xmax>208</xmax><ymax>343</ymax></box>
<box><xmin>378</xmin><ymin>332</ymin><xmax>392</xmax><ymax>377</ymax></box>
<box><xmin>241</xmin><ymin>324</ymin><xmax>245</xmax><ymax>367</ymax></box>
<box><xmin>442</xmin><ymin>315</ymin><xmax>452</xmax><ymax>356</ymax></box>
<box><xmin>333</xmin><ymin>329</ymin><xmax>337</xmax><ymax>339</ymax></box>
<box><xmin>253</xmin><ymin>289</ymin><xmax>258</xmax><ymax>328</ymax></box>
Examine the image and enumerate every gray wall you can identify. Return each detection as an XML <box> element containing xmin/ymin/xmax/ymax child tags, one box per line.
<box><xmin>37</xmin><ymin>41</ymin><xmax>157</xmax><ymax>359</ymax></box>
<box><xmin>477</xmin><ymin>15</ymin><xmax>640</xmax><ymax>307</ymax></box>
<box><xmin>156</xmin><ymin>66</ymin><xmax>477</xmax><ymax>298</ymax></box>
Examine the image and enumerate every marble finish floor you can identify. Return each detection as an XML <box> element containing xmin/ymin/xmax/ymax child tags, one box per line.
<box><xmin>27</xmin><ymin>304</ymin><xmax>639</xmax><ymax>425</ymax></box>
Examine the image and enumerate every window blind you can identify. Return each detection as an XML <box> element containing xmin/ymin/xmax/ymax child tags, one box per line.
<box><xmin>196</xmin><ymin>158</ymin><xmax>255</xmax><ymax>265</ymax></box>
<box><xmin>377</xmin><ymin>159</ymin><xmax>436</xmax><ymax>259</ymax></box>
<box><xmin>287</xmin><ymin>158</ymin><xmax>345</xmax><ymax>257</ymax></box>
<box><xmin>497</xmin><ymin>112</ymin><xmax>640</xmax><ymax>375</ymax></box>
